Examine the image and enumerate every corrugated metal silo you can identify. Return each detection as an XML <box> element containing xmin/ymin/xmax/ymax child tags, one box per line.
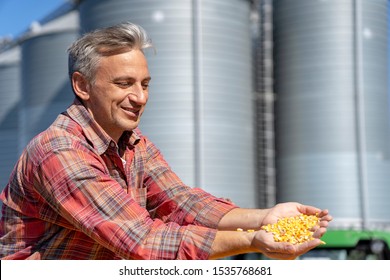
<box><xmin>0</xmin><ymin>47</ymin><xmax>20</xmax><ymax>191</ymax></box>
<box><xmin>20</xmin><ymin>10</ymin><xmax>79</xmax><ymax>147</ymax></box>
<box><xmin>273</xmin><ymin>0</ymin><xmax>390</xmax><ymax>229</ymax></box>
<box><xmin>78</xmin><ymin>0</ymin><xmax>256</xmax><ymax>207</ymax></box>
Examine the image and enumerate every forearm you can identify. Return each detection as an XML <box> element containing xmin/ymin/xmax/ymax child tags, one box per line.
<box><xmin>209</xmin><ymin>208</ymin><xmax>270</xmax><ymax>259</ymax></box>
<box><xmin>217</xmin><ymin>208</ymin><xmax>270</xmax><ymax>231</ymax></box>
<box><xmin>209</xmin><ymin>230</ymin><xmax>257</xmax><ymax>259</ymax></box>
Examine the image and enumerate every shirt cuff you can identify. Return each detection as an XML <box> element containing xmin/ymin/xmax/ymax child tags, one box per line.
<box><xmin>176</xmin><ymin>225</ymin><xmax>218</xmax><ymax>260</ymax></box>
<box><xmin>194</xmin><ymin>197</ymin><xmax>238</xmax><ymax>229</ymax></box>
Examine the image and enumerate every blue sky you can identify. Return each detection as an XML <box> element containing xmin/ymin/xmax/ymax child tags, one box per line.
<box><xmin>0</xmin><ymin>0</ymin><xmax>67</xmax><ymax>39</ymax></box>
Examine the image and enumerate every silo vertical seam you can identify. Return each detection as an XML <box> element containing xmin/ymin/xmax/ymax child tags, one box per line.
<box><xmin>192</xmin><ymin>0</ymin><xmax>204</xmax><ymax>187</ymax></box>
<box><xmin>354</xmin><ymin>0</ymin><xmax>369</xmax><ymax>230</ymax></box>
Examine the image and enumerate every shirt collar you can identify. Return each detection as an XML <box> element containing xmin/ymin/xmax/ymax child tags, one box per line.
<box><xmin>66</xmin><ymin>98</ymin><xmax>141</xmax><ymax>155</ymax></box>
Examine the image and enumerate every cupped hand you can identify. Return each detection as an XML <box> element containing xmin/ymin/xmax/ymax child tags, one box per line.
<box><xmin>251</xmin><ymin>226</ymin><xmax>326</xmax><ymax>260</ymax></box>
<box><xmin>253</xmin><ymin>202</ymin><xmax>333</xmax><ymax>259</ymax></box>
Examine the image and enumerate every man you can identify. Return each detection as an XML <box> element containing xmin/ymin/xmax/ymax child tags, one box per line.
<box><xmin>0</xmin><ymin>22</ymin><xmax>332</xmax><ymax>260</ymax></box>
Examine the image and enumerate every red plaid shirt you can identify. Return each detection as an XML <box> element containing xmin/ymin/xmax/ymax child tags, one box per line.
<box><xmin>0</xmin><ymin>99</ymin><xmax>236</xmax><ymax>260</ymax></box>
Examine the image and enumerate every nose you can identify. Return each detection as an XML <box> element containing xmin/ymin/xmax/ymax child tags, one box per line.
<box><xmin>129</xmin><ymin>84</ymin><xmax>148</xmax><ymax>105</ymax></box>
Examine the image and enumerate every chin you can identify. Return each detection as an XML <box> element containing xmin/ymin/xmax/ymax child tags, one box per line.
<box><xmin>126</xmin><ymin>122</ymin><xmax>140</xmax><ymax>131</ymax></box>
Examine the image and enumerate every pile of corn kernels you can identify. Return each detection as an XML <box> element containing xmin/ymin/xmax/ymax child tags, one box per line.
<box><xmin>261</xmin><ymin>214</ymin><xmax>324</xmax><ymax>245</ymax></box>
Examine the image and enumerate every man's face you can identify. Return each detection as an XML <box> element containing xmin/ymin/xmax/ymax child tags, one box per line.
<box><xmin>83</xmin><ymin>49</ymin><xmax>151</xmax><ymax>142</ymax></box>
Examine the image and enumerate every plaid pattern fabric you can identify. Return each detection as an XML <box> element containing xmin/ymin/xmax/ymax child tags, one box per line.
<box><xmin>0</xmin><ymin>99</ymin><xmax>236</xmax><ymax>260</ymax></box>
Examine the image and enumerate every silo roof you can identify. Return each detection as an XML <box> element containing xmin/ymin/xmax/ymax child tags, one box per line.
<box><xmin>22</xmin><ymin>9</ymin><xmax>79</xmax><ymax>40</ymax></box>
<box><xmin>0</xmin><ymin>46</ymin><xmax>20</xmax><ymax>65</ymax></box>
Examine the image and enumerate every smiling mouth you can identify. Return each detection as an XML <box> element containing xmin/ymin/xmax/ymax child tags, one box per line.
<box><xmin>121</xmin><ymin>107</ymin><xmax>140</xmax><ymax>117</ymax></box>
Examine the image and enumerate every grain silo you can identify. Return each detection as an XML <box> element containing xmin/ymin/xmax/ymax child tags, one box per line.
<box><xmin>0</xmin><ymin>46</ymin><xmax>20</xmax><ymax>190</ymax></box>
<box><xmin>19</xmin><ymin>9</ymin><xmax>79</xmax><ymax>147</ymax></box>
<box><xmin>77</xmin><ymin>0</ymin><xmax>256</xmax><ymax>207</ymax></box>
<box><xmin>273</xmin><ymin>0</ymin><xmax>390</xmax><ymax>234</ymax></box>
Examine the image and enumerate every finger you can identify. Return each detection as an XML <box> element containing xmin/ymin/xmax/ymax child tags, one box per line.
<box><xmin>318</xmin><ymin>220</ymin><xmax>329</xmax><ymax>228</ymax></box>
<box><xmin>318</xmin><ymin>209</ymin><xmax>329</xmax><ymax>217</ymax></box>
<box><xmin>295</xmin><ymin>239</ymin><xmax>322</xmax><ymax>255</ymax></box>
<box><xmin>320</xmin><ymin>214</ymin><xmax>333</xmax><ymax>222</ymax></box>
<box><xmin>312</xmin><ymin>227</ymin><xmax>327</xmax><ymax>239</ymax></box>
<box><xmin>318</xmin><ymin>210</ymin><xmax>333</xmax><ymax>222</ymax></box>
<box><xmin>298</xmin><ymin>205</ymin><xmax>322</xmax><ymax>216</ymax></box>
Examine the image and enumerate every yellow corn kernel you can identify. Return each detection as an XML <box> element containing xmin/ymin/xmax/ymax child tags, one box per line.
<box><xmin>261</xmin><ymin>214</ymin><xmax>323</xmax><ymax>245</ymax></box>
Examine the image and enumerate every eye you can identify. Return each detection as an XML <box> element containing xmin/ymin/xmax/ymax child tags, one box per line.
<box><xmin>114</xmin><ymin>81</ymin><xmax>131</xmax><ymax>88</ymax></box>
<box><xmin>142</xmin><ymin>78</ymin><xmax>151</xmax><ymax>90</ymax></box>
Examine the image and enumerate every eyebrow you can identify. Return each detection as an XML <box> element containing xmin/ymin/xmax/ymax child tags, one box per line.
<box><xmin>112</xmin><ymin>76</ymin><xmax>151</xmax><ymax>82</ymax></box>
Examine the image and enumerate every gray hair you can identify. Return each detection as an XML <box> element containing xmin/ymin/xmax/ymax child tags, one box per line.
<box><xmin>67</xmin><ymin>22</ymin><xmax>153</xmax><ymax>84</ymax></box>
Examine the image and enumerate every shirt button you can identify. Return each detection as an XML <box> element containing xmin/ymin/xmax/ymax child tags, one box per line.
<box><xmin>110</xmin><ymin>142</ymin><xmax>115</xmax><ymax>148</ymax></box>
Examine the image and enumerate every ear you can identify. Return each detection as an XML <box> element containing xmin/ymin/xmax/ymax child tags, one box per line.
<box><xmin>72</xmin><ymin>72</ymin><xmax>90</xmax><ymax>101</ymax></box>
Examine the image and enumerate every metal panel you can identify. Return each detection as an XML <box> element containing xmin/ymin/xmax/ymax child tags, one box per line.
<box><xmin>360</xmin><ymin>0</ymin><xmax>390</xmax><ymax>228</ymax></box>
